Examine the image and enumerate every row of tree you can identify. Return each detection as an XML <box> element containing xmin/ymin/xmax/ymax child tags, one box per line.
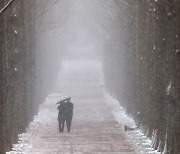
<box><xmin>0</xmin><ymin>1</ymin><xmax>60</xmax><ymax>153</ymax></box>
<box><xmin>103</xmin><ymin>0</ymin><xmax>180</xmax><ymax>154</ymax></box>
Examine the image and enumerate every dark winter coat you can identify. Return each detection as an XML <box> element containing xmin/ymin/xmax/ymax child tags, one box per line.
<box><xmin>57</xmin><ymin>101</ymin><xmax>73</xmax><ymax>121</ymax></box>
<box><xmin>57</xmin><ymin>103</ymin><xmax>66</xmax><ymax>121</ymax></box>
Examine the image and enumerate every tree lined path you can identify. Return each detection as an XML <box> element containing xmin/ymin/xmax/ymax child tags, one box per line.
<box><xmin>26</xmin><ymin>60</ymin><xmax>137</xmax><ymax>154</ymax></box>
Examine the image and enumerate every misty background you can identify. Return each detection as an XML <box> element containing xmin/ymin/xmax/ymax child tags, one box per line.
<box><xmin>0</xmin><ymin>0</ymin><xmax>180</xmax><ymax>154</ymax></box>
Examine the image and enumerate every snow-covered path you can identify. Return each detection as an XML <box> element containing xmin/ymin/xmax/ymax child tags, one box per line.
<box><xmin>8</xmin><ymin>60</ymin><xmax>138</xmax><ymax>154</ymax></box>
<box><xmin>29</xmin><ymin>60</ymin><xmax>137</xmax><ymax>153</ymax></box>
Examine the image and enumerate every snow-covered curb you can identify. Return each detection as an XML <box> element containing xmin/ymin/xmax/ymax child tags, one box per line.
<box><xmin>104</xmin><ymin>92</ymin><xmax>161</xmax><ymax>154</ymax></box>
<box><xmin>6</xmin><ymin>133</ymin><xmax>33</xmax><ymax>154</ymax></box>
<box><xmin>6</xmin><ymin>93</ymin><xmax>62</xmax><ymax>154</ymax></box>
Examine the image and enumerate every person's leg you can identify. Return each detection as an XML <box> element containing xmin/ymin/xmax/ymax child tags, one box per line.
<box><xmin>66</xmin><ymin>121</ymin><xmax>70</xmax><ymax>133</ymax></box>
<box><xmin>61</xmin><ymin>120</ymin><xmax>65</xmax><ymax>132</ymax></box>
<box><xmin>66</xmin><ymin>117</ymin><xmax>72</xmax><ymax>133</ymax></box>
<box><xmin>59</xmin><ymin>120</ymin><xmax>63</xmax><ymax>132</ymax></box>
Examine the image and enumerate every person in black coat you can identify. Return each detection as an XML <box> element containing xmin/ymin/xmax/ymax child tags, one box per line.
<box><xmin>57</xmin><ymin>98</ymin><xmax>73</xmax><ymax>133</ymax></box>
<box><xmin>57</xmin><ymin>103</ymin><xmax>66</xmax><ymax>133</ymax></box>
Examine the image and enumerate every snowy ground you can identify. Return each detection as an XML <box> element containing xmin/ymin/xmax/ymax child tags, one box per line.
<box><xmin>6</xmin><ymin>91</ymin><xmax>160</xmax><ymax>154</ymax></box>
<box><xmin>6</xmin><ymin>60</ymin><xmax>159</xmax><ymax>154</ymax></box>
<box><xmin>6</xmin><ymin>93</ymin><xmax>63</xmax><ymax>154</ymax></box>
<box><xmin>104</xmin><ymin>92</ymin><xmax>161</xmax><ymax>154</ymax></box>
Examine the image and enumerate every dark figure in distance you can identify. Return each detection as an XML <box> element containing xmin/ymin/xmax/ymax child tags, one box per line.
<box><xmin>57</xmin><ymin>98</ymin><xmax>73</xmax><ymax>133</ymax></box>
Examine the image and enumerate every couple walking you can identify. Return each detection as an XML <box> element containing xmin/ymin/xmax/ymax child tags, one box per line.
<box><xmin>57</xmin><ymin>97</ymin><xmax>73</xmax><ymax>133</ymax></box>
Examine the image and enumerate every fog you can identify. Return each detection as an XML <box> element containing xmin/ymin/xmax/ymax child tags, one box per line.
<box><xmin>36</xmin><ymin>0</ymin><xmax>103</xmax><ymax>59</ymax></box>
<box><xmin>2</xmin><ymin>0</ymin><xmax>180</xmax><ymax>153</ymax></box>
<box><xmin>35</xmin><ymin>0</ymin><xmax>123</xmax><ymax>92</ymax></box>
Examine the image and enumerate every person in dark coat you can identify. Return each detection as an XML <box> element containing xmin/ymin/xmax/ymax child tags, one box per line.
<box><xmin>57</xmin><ymin>98</ymin><xmax>73</xmax><ymax>133</ymax></box>
<box><xmin>57</xmin><ymin>103</ymin><xmax>66</xmax><ymax>133</ymax></box>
